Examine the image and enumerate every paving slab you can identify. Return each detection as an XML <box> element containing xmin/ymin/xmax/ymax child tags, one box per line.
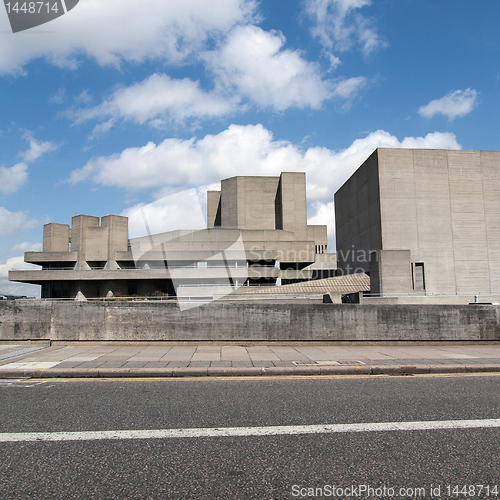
<box><xmin>269</xmin><ymin>347</ymin><xmax>310</xmax><ymax>362</ymax></box>
<box><xmin>0</xmin><ymin>343</ymin><xmax>499</xmax><ymax>378</ymax></box>
<box><xmin>246</xmin><ymin>347</ymin><xmax>281</xmax><ymax>361</ymax></box>
<box><xmin>160</xmin><ymin>347</ymin><xmax>196</xmax><ymax>361</ymax></box>
<box><xmin>221</xmin><ymin>346</ymin><xmax>251</xmax><ymax>361</ymax></box>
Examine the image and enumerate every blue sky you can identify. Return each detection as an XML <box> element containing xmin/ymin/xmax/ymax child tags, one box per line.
<box><xmin>1</xmin><ymin>0</ymin><xmax>499</xmax><ymax>295</ymax></box>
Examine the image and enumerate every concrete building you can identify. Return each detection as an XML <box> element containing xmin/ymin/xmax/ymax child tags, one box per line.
<box><xmin>335</xmin><ymin>148</ymin><xmax>500</xmax><ymax>302</ymax></box>
<box><xmin>10</xmin><ymin>172</ymin><xmax>336</xmax><ymax>299</ymax></box>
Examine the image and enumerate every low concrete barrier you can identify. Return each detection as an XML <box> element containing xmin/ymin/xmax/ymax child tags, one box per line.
<box><xmin>0</xmin><ymin>301</ymin><xmax>499</xmax><ymax>342</ymax></box>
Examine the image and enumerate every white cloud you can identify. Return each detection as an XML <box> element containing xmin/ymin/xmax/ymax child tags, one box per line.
<box><xmin>121</xmin><ymin>190</ymin><xmax>207</xmax><ymax>239</ymax></box>
<box><xmin>304</xmin><ymin>0</ymin><xmax>387</xmax><ymax>57</ymax></box>
<box><xmin>204</xmin><ymin>26</ymin><xmax>333</xmax><ymax>110</ymax></box>
<box><xmin>0</xmin><ymin>256</ymin><xmax>40</xmax><ymax>297</ymax></box>
<box><xmin>70</xmin><ymin>124</ymin><xmax>461</xmax><ymax>203</ymax></box>
<box><xmin>73</xmin><ymin>73</ymin><xmax>237</xmax><ymax>130</ymax></box>
<box><xmin>0</xmin><ymin>0</ymin><xmax>258</xmax><ymax>74</ymax></box>
<box><xmin>0</xmin><ymin>207</ymin><xmax>40</xmax><ymax>236</ymax></box>
<box><xmin>332</xmin><ymin>76</ymin><xmax>367</xmax><ymax>99</ymax></box>
<box><xmin>75</xmin><ymin>90</ymin><xmax>93</xmax><ymax>104</ymax></box>
<box><xmin>0</xmin><ymin>256</ymin><xmax>39</xmax><ymax>278</ymax></box>
<box><xmin>19</xmin><ymin>132</ymin><xmax>58</xmax><ymax>162</ymax></box>
<box><xmin>8</xmin><ymin>242</ymin><xmax>43</xmax><ymax>253</ymax></box>
<box><xmin>0</xmin><ymin>132</ymin><xmax>58</xmax><ymax>195</ymax></box>
<box><xmin>49</xmin><ymin>88</ymin><xmax>65</xmax><ymax>104</ymax></box>
<box><xmin>0</xmin><ymin>163</ymin><xmax>28</xmax><ymax>195</ymax></box>
<box><xmin>418</xmin><ymin>89</ymin><xmax>479</xmax><ymax>121</ymax></box>
<box><xmin>72</xmin><ymin>27</ymin><xmax>364</xmax><ymax>128</ymax></box>
<box><xmin>308</xmin><ymin>201</ymin><xmax>336</xmax><ymax>249</ymax></box>
<box><xmin>0</xmin><ymin>279</ymin><xmax>40</xmax><ymax>298</ymax></box>
<box><xmin>89</xmin><ymin>120</ymin><xmax>116</xmax><ymax>140</ymax></box>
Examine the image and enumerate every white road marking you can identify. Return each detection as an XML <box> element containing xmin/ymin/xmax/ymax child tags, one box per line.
<box><xmin>1</xmin><ymin>419</ymin><xmax>500</xmax><ymax>443</ymax></box>
<box><xmin>0</xmin><ymin>381</ymin><xmax>52</xmax><ymax>388</ymax></box>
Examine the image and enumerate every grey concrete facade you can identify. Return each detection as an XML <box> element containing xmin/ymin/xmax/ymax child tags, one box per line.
<box><xmin>10</xmin><ymin>172</ymin><xmax>334</xmax><ymax>299</ymax></box>
<box><xmin>335</xmin><ymin>148</ymin><xmax>500</xmax><ymax>298</ymax></box>
<box><xmin>0</xmin><ymin>300</ymin><xmax>498</xmax><ymax>342</ymax></box>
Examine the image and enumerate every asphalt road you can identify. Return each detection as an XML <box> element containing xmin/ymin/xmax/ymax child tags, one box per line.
<box><xmin>1</xmin><ymin>374</ymin><xmax>500</xmax><ymax>499</ymax></box>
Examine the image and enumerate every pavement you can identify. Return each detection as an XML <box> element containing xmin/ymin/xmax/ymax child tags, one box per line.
<box><xmin>1</xmin><ymin>342</ymin><xmax>500</xmax><ymax>378</ymax></box>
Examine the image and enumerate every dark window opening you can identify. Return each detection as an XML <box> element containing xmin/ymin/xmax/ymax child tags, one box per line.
<box><xmin>87</xmin><ymin>261</ymin><xmax>106</xmax><ymax>270</ymax></box>
<box><xmin>41</xmin><ymin>263</ymin><xmax>76</xmax><ymax>270</ymax></box>
<box><xmin>214</xmin><ymin>200</ymin><xmax>222</xmax><ymax>227</ymax></box>
<box><xmin>247</xmin><ymin>259</ymin><xmax>275</xmax><ymax>268</ymax></box>
<box><xmin>155</xmin><ymin>280</ymin><xmax>175</xmax><ymax>296</ymax></box>
<box><xmin>246</xmin><ymin>277</ymin><xmax>276</xmax><ymax>286</ymax></box>
<box><xmin>279</xmin><ymin>262</ymin><xmax>312</xmax><ymax>271</ymax></box>
<box><xmin>41</xmin><ymin>282</ymin><xmax>70</xmax><ymax>299</ymax></box>
<box><xmin>118</xmin><ymin>261</ymin><xmax>136</xmax><ymax>269</ymax></box>
<box><xmin>413</xmin><ymin>263</ymin><xmax>425</xmax><ymax>291</ymax></box>
<box><xmin>274</xmin><ymin>178</ymin><xmax>283</xmax><ymax>230</ymax></box>
<box><xmin>127</xmin><ymin>281</ymin><xmax>139</xmax><ymax>296</ymax></box>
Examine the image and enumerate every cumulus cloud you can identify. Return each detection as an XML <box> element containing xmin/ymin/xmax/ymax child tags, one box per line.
<box><xmin>121</xmin><ymin>189</ymin><xmax>208</xmax><ymax>239</ymax></box>
<box><xmin>332</xmin><ymin>76</ymin><xmax>367</xmax><ymax>102</ymax></box>
<box><xmin>70</xmin><ymin>123</ymin><xmax>461</xmax><ymax>209</ymax></box>
<box><xmin>0</xmin><ymin>163</ymin><xmax>28</xmax><ymax>195</ymax></box>
<box><xmin>72</xmin><ymin>73</ymin><xmax>238</xmax><ymax>130</ymax></box>
<box><xmin>71</xmin><ymin>28</ymin><xmax>364</xmax><ymax>129</ymax></box>
<box><xmin>304</xmin><ymin>0</ymin><xmax>387</xmax><ymax>57</ymax></box>
<box><xmin>418</xmin><ymin>89</ymin><xmax>479</xmax><ymax>121</ymax></box>
<box><xmin>307</xmin><ymin>201</ymin><xmax>336</xmax><ymax>248</ymax></box>
<box><xmin>8</xmin><ymin>242</ymin><xmax>43</xmax><ymax>253</ymax></box>
<box><xmin>0</xmin><ymin>0</ymin><xmax>258</xmax><ymax>74</ymax></box>
<box><xmin>19</xmin><ymin>132</ymin><xmax>58</xmax><ymax>162</ymax></box>
<box><xmin>0</xmin><ymin>256</ymin><xmax>40</xmax><ymax>297</ymax></box>
<box><xmin>204</xmin><ymin>26</ymin><xmax>334</xmax><ymax>110</ymax></box>
<box><xmin>0</xmin><ymin>132</ymin><xmax>58</xmax><ymax>194</ymax></box>
<box><xmin>0</xmin><ymin>207</ymin><xmax>40</xmax><ymax>236</ymax></box>
<box><xmin>0</xmin><ymin>256</ymin><xmax>39</xmax><ymax>279</ymax></box>
<box><xmin>0</xmin><ymin>279</ymin><xmax>40</xmax><ymax>297</ymax></box>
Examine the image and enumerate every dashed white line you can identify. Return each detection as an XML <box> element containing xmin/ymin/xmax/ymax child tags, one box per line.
<box><xmin>1</xmin><ymin>419</ymin><xmax>500</xmax><ymax>443</ymax></box>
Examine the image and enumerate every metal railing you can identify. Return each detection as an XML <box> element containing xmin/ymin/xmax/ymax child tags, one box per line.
<box><xmin>362</xmin><ymin>291</ymin><xmax>500</xmax><ymax>298</ymax></box>
<box><xmin>15</xmin><ymin>264</ymin><xmax>277</xmax><ymax>271</ymax></box>
<box><xmin>23</xmin><ymin>293</ymin><xmax>322</xmax><ymax>302</ymax></box>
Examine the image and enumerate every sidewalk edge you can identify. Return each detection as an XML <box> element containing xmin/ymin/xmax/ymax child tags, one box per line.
<box><xmin>1</xmin><ymin>364</ymin><xmax>500</xmax><ymax>379</ymax></box>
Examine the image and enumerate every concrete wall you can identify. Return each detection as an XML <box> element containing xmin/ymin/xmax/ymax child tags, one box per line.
<box><xmin>43</xmin><ymin>224</ymin><xmax>70</xmax><ymax>253</ymax></box>
<box><xmin>370</xmin><ymin>250</ymin><xmax>412</xmax><ymax>295</ymax></box>
<box><xmin>1</xmin><ymin>301</ymin><xmax>499</xmax><ymax>342</ymax></box>
<box><xmin>335</xmin><ymin>150</ymin><xmax>382</xmax><ymax>275</ymax></box>
<box><xmin>377</xmin><ymin>149</ymin><xmax>500</xmax><ymax>295</ymax></box>
<box><xmin>280</xmin><ymin>172</ymin><xmax>308</xmax><ymax>241</ymax></box>
<box><xmin>70</xmin><ymin>215</ymin><xmax>128</xmax><ymax>265</ymax></box>
<box><xmin>335</xmin><ymin>148</ymin><xmax>500</xmax><ymax>296</ymax></box>
<box><xmin>220</xmin><ymin>176</ymin><xmax>280</xmax><ymax>230</ymax></box>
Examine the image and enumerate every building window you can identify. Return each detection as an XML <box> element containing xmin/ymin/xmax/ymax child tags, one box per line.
<box><xmin>127</xmin><ymin>281</ymin><xmax>138</xmax><ymax>296</ymax></box>
<box><xmin>41</xmin><ymin>282</ymin><xmax>70</xmax><ymax>299</ymax></box>
<box><xmin>413</xmin><ymin>263</ymin><xmax>425</xmax><ymax>291</ymax></box>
